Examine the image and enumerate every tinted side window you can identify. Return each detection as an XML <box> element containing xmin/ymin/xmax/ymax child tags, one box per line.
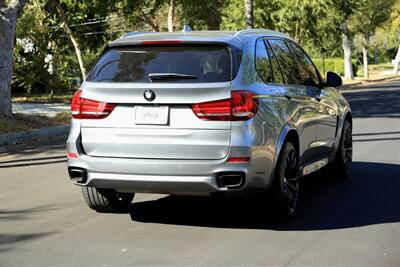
<box><xmin>287</xmin><ymin>41</ymin><xmax>321</xmax><ymax>87</ymax></box>
<box><xmin>265</xmin><ymin>41</ymin><xmax>284</xmax><ymax>84</ymax></box>
<box><xmin>268</xmin><ymin>39</ymin><xmax>302</xmax><ymax>85</ymax></box>
<box><xmin>255</xmin><ymin>39</ymin><xmax>273</xmax><ymax>83</ymax></box>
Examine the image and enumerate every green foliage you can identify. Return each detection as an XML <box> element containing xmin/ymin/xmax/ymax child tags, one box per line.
<box><xmin>221</xmin><ymin>0</ymin><xmax>279</xmax><ymax>30</ymax></box>
<box><xmin>13</xmin><ymin>1</ymin><xmax>52</xmax><ymax>94</ymax></box>
<box><xmin>180</xmin><ymin>0</ymin><xmax>225</xmax><ymax>30</ymax></box>
<box><xmin>12</xmin><ymin>0</ymin><xmax>400</xmax><ymax>96</ymax></box>
<box><xmin>350</xmin><ymin>0</ymin><xmax>395</xmax><ymax>38</ymax></box>
<box><xmin>313</xmin><ymin>58</ymin><xmax>360</xmax><ymax>77</ymax></box>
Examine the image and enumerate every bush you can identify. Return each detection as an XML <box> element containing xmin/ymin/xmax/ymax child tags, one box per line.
<box><xmin>313</xmin><ymin>58</ymin><xmax>359</xmax><ymax>77</ymax></box>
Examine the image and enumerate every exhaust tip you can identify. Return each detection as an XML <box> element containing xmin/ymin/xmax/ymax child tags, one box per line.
<box><xmin>68</xmin><ymin>167</ymin><xmax>87</xmax><ymax>184</ymax></box>
<box><xmin>217</xmin><ymin>172</ymin><xmax>245</xmax><ymax>189</ymax></box>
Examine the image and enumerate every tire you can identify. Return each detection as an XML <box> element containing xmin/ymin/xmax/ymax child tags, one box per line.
<box><xmin>330</xmin><ymin>120</ymin><xmax>352</xmax><ymax>179</ymax></box>
<box><xmin>82</xmin><ymin>186</ymin><xmax>134</xmax><ymax>213</ymax></box>
<box><xmin>271</xmin><ymin>141</ymin><xmax>300</xmax><ymax>220</ymax></box>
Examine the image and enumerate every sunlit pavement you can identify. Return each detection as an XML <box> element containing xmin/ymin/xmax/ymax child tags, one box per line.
<box><xmin>1</xmin><ymin>81</ymin><xmax>399</xmax><ymax>266</ymax></box>
<box><xmin>12</xmin><ymin>103</ymin><xmax>70</xmax><ymax>117</ymax></box>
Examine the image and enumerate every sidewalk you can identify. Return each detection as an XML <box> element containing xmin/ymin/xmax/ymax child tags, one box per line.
<box><xmin>12</xmin><ymin>103</ymin><xmax>70</xmax><ymax>117</ymax></box>
<box><xmin>340</xmin><ymin>74</ymin><xmax>400</xmax><ymax>90</ymax></box>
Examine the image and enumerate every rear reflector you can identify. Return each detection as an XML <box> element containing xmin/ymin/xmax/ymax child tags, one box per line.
<box><xmin>227</xmin><ymin>157</ymin><xmax>251</xmax><ymax>163</ymax></box>
<box><xmin>71</xmin><ymin>90</ymin><xmax>116</xmax><ymax>119</ymax></box>
<box><xmin>191</xmin><ymin>91</ymin><xmax>258</xmax><ymax>121</ymax></box>
<box><xmin>67</xmin><ymin>152</ymin><xmax>78</xmax><ymax>159</ymax></box>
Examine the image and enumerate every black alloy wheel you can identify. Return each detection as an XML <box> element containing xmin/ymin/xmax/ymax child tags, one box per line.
<box><xmin>272</xmin><ymin>142</ymin><xmax>300</xmax><ymax>219</ymax></box>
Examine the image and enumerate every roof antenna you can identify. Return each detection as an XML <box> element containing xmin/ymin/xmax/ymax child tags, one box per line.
<box><xmin>182</xmin><ymin>25</ymin><xmax>192</xmax><ymax>33</ymax></box>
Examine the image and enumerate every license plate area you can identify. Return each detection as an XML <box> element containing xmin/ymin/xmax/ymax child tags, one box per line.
<box><xmin>134</xmin><ymin>105</ymin><xmax>169</xmax><ymax>125</ymax></box>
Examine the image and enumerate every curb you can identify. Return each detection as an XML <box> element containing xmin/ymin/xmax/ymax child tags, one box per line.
<box><xmin>0</xmin><ymin>125</ymin><xmax>70</xmax><ymax>146</ymax></box>
<box><xmin>339</xmin><ymin>75</ymin><xmax>400</xmax><ymax>90</ymax></box>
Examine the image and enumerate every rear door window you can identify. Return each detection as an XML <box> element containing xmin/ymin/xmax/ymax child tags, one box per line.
<box><xmin>255</xmin><ymin>39</ymin><xmax>273</xmax><ymax>83</ymax></box>
<box><xmin>87</xmin><ymin>45</ymin><xmax>235</xmax><ymax>83</ymax></box>
<box><xmin>268</xmin><ymin>39</ymin><xmax>302</xmax><ymax>86</ymax></box>
<box><xmin>287</xmin><ymin>41</ymin><xmax>321</xmax><ymax>87</ymax></box>
<box><xmin>265</xmin><ymin>40</ymin><xmax>284</xmax><ymax>84</ymax></box>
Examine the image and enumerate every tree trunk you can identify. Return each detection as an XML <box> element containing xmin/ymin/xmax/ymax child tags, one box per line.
<box><xmin>245</xmin><ymin>0</ymin><xmax>254</xmax><ymax>29</ymax></box>
<box><xmin>55</xmin><ymin>2</ymin><xmax>87</xmax><ymax>81</ymax></box>
<box><xmin>362</xmin><ymin>45</ymin><xmax>369</xmax><ymax>79</ymax></box>
<box><xmin>393</xmin><ymin>44</ymin><xmax>400</xmax><ymax>74</ymax></box>
<box><xmin>362</xmin><ymin>34</ymin><xmax>369</xmax><ymax>79</ymax></box>
<box><xmin>167</xmin><ymin>0</ymin><xmax>174</xmax><ymax>32</ymax></box>
<box><xmin>322</xmin><ymin>52</ymin><xmax>326</xmax><ymax>80</ymax></box>
<box><xmin>0</xmin><ymin>0</ymin><xmax>27</xmax><ymax>119</ymax></box>
<box><xmin>341</xmin><ymin>22</ymin><xmax>354</xmax><ymax>80</ymax></box>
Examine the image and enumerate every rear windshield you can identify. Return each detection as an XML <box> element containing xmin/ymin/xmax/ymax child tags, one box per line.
<box><xmin>87</xmin><ymin>45</ymin><xmax>238</xmax><ymax>83</ymax></box>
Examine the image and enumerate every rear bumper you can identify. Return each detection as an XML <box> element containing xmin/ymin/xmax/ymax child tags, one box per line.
<box><xmin>68</xmin><ymin>155</ymin><xmax>258</xmax><ymax>195</ymax></box>
<box><xmin>82</xmin><ymin>172</ymin><xmax>219</xmax><ymax>194</ymax></box>
<box><xmin>67</xmin><ymin>120</ymin><xmax>275</xmax><ymax>195</ymax></box>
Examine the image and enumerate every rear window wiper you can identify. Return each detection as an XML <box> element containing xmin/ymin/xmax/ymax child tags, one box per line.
<box><xmin>148</xmin><ymin>73</ymin><xmax>198</xmax><ymax>82</ymax></box>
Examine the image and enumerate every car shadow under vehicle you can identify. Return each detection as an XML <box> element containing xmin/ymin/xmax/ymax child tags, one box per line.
<box><xmin>129</xmin><ymin>161</ymin><xmax>400</xmax><ymax>231</ymax></box>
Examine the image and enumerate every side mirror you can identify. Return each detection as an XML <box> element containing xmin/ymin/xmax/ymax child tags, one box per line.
<box><xmin>326</xmin><ymin>72</ymin><xmax>342</xmax><ymax>88</ymax></box>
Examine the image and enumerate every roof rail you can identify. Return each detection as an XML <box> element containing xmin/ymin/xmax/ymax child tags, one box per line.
<box><xmin>120</xmin><ymin>32</ymin><xmax>154</xmax><ymax>39</ymax></box>
<box><xmin>234</xmin><ymin>29</ymin><xmax>283</xmax><ymax>37</ymax></box>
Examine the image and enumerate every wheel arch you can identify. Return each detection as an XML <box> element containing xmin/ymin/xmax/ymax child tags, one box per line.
<box><xmin>344</xmin><ymin>111</ymin><xmax>353</xmax><ymax>126</ymax></box>
<box><xmin>268</xmin><ymin>126</ymin><xmax>300</xmax><ymax>188</ymax></box>
<box><xmin>330</xmin><ymin>110</ymin><xmax>353</xmax><ymax>162</ymax></box>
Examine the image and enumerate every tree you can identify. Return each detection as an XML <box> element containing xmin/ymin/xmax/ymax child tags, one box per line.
<box><xmin>46</xmin><ymin>0</ymin><xmax>114</xmax><ymax>81</ymax></box>
<box><xmin>390</xmin><ymin>0</ymin><xmax>400</xmax><ymax>73</ymax></box>
<box><xmin>333</xmin><ymin>0</ymin><xmax>359</xmax><ymax>80</ymax></box>
<box><xmin>0</xmin><ymin>0</ymin><xmax>27</xmax><ymax>118</ymax></box>
<box><xmin>121</xmin><ymin>0</ymin><xmax>167</xmax><ymax>31</ymax></box>
<box><xmin>167</xmin><ymin>0</ymin><xmax>174</xmax><ymax>32</ymax></box>
<box><xmin>245</xmin><ymin>0</ymin><xmax>253</xmax><ymax>28</ymax></box>
<box><xmin>13</xmin><ymin>0</ymin><xmax>52</xmax><ymax>95</ymax></box>
<box><xmin>54</xmin><ymin>0</ymin><xmax>87</xmax><ymax>80</ymax></box>
<box><xmin>221</xmin><ymin>0</ymin><xmax>278</xmax><ymax>31</ymax></box>
<box><xmin>180</xmin><ymin>0</ymin><xmax>225</xmax><ymax>30</ymax></box>
<box><xmin>341</xmin><ymin>21</ymin><xmax>354</xmax><ymax>79</ymax></box>
<box><xmin>350</xmin><ymin>0</ymin><xmax>395</xmax><ymax>78</ymax></box>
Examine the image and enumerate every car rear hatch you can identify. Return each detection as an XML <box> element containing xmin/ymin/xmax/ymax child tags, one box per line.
<box><xmin>77</xmin><ymin>42</ymin><xmax>240</xmax><ymax>160</ymax></box>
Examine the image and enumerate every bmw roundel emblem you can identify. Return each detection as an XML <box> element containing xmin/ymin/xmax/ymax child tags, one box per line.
<box><xmin>144</xmin><ymin>90</ymin><xmax>156</xmax><ymax>101</ymax></box>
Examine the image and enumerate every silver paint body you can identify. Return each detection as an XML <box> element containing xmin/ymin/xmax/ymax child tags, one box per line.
<box><xmin>67</xmin><ymin>29</ymin><xmax>352</xmax><ymax>195</ymax></box>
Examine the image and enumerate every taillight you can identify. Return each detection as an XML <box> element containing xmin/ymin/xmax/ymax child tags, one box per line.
<box><xmin>142</xmin><ymin>40</ymin><xmax>182</xmax><ymax>45</ymax></box>
<box><xmin>191</xmin><ymin>91</ymin><xmax>258</xmax><ymax>121</ymax></box>
<box><xmin>71</xmin><ymin>90</ymin><xmax>116</xmax><ymax>119</ymax></box>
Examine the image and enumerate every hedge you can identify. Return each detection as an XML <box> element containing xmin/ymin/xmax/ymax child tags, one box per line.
<box><xmin>313</xmin><ymin>58</ymin><xmax>359</xmax><ymax>77</ymax></box>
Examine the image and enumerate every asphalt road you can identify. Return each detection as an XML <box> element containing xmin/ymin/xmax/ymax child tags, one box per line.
<box><xmin>1</xmin><ymin>81</ymin><xmax>400</xmax><ymax>266</ymax></box>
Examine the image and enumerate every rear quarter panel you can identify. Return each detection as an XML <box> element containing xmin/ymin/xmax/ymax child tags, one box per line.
<box><xmin>230</xmin><ymin>39</ymin><xmax>287</xmax><ymax>189</ymax></box>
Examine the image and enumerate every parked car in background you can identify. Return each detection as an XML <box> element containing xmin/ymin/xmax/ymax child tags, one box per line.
<box><xmin>67</xmin><ymin>29</ymin><xmax>352</xmax><ymax>219</ymax></box>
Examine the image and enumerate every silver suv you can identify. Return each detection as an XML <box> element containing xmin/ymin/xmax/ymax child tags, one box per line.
<box><xmin>67</xmin><ymin>29</ymin><xmax>352</xmax><ymax>218</ymax></box>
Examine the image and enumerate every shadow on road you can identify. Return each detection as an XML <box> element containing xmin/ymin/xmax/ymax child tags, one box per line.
<box><xmin>343</xmin><ymin>89</ymin><xmax>400</xmax><ymax>118</ymax></box>
<box><xmin>0</xmin><ymin>233</ymin><xmax>53</xmax><ymax>252</ymax></box>
<box><xmin>0</xmin><ymin>205</ymin><xmax>62</xmax><ymax>252</ymax></box>
<box><xmin>130</xmin><ymin>161</ymin><xmax>400</xmax><ymax>230</ymax></box>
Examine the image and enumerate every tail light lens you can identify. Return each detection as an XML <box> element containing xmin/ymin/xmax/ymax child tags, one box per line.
<box><xmin>71</xmin><ymin>90</ymin><xmax>116</xmax><ymax>119</ymax></box>
<box><xmin>191</xmin><ymin>91</ymin><xmax>258</xmax><ymax>121</ymax></box>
